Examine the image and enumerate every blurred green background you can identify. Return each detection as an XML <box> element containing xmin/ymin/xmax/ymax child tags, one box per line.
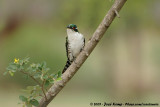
<box><xmin>0</xmin><ymin>0</ymin><xmax>160</xmax><ymax>106</ymax></box>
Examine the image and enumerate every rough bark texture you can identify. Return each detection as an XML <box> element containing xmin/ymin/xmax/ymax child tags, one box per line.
<box><xmin>38</xmin><ymin>0</ymin><xmax>127</xmax><ymax>106</ymax></box>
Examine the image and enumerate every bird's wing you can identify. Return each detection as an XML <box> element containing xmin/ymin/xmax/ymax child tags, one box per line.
<box><xmin>80</xmin><ymin>36</ymin><xmax>85</xmax><ymax>52</ymax></box>
<box><xmin>83</xmin><ymin>37</ymin><xmax>85</xmax><ymax>48</ymax></box>
<box><xmin>65</xmin><ymin>36</ymin><xmax>69</xmax><ymax>60</ymax></box>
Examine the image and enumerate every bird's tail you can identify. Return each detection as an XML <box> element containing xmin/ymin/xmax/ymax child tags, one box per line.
<box><xmin>62</xmin><ymin>60</ymin><xmax>72</xmax><ymax>73</ymax></box>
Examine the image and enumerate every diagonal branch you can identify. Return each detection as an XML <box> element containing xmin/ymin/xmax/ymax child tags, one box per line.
<box><xmin>38</xmin><ymin>0</ymin><xmax>127</xmax><ymax>106</ymax></box>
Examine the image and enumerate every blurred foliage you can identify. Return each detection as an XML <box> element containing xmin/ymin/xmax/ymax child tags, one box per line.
<box><xmin>0</xmin><ymin>0</ymin><xmax>160</xmax><ymax>107</ymax></box>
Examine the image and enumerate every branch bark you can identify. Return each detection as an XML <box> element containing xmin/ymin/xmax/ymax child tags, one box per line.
<box><xmin>38</xmin><ymin>0</ymin><xmax>127</xmax><ymax>106</ymax></box>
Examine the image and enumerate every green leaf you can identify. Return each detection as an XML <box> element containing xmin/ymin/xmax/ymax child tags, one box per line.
<box><xmin>44</xmin><ymin>68</ymin><xmax>50</xmax><ymax>72</ymax></box>
<box><xmin>19</xmin><ymin>66</ymin><xmax>24</xmax><ymax>70</ymax></box>
<box><xmin>43</xmin><ymin>75</ymin><xmax>48</xmax><ymax>80</ymax></box>
<box><xmin>44</xmin><ymin>80</ymin><xmax>50</xmax><ymax>87</ymax></box>
<box><xmin>56</xmin><ymin>77</ymin><xmax>62</xmax><ymax>81</ymax></box>
<box><xmin>21</xmin><ymin>89</ymin><xmax>31</xmax><ymax>94</ymax></box>
<box><xmin>3</xmin><ymin>71</ymin><xmax>8</xmax><ymax>75</ymax></box>
<box><xmin>50</xmin><ymin>74</ymin><xmax>57</xmax><ymax>78</ymax></box>
<box><xmin>10</xmin><ymin>63</ymin><xmax>17</xmax><ymax>68</ymax></box>
<box><xmin>19</xmin><ymin>60</ymin><xmax>24</xmax><ymax>66</ymax></box>
<box><xmin>49</xmin><ymin>79</ymin><xmax>54</xmax><ymax>84</ymax></box>
<box><xmin>30</xmin><ymin>99</ymin><xmax>39</xmax><ymax>106</ymax></box>
<box><xmin>26</xmin><ymin>86</ymin><xmax>41</xmax><ymax>98</ymax></box>
<box><xmin>24</xmin><ymin>75</ymin><xmax>29</xmax><ymax>80</ymax></box>
<box><xmin>23</xmin><ymin>57</ymin><xmax>30</xmax><ymax>64</ymax></box>
<box><xmin>57</xmin><ymin>71</ymin><xmax>62</xmax><ymax>78</ymax></box>
<box><xmin>7</xmin><ymin>64</ymin><xmax>17</xmax><ymax>71</ymax></box>
<box><xmin>17</xmin><ymin>102</ymin><xmax>21</xmax><ymax>105</ymax></box>
<box><xmin>9</xmin><ymin>71</ymin><xmax>14</xmax><ymax>76</ymax></box>
<box><xmin>33</xmin><ymin>73</ymin><xmax>41</xmax><ymax>79</ymax></box>
<box><xmin>34</xmin><ymin>85</ymin><xmax>41</xmax><ymax>91</ymax></box>
<box><xmin>27</xmin><ymin>86</ymin><xmax>34</xmax><ymax>90</ymax></box>
<box><xmin>41</xmin><ymin>61</ymin><xmax>46</xmax><ymax>68</ymax></box>
<box><xmin>19</xmin><ymin>95</ymin><xmax>28</xmax><ymax>102</ymax></box>
<box><xmin>23</xmin><ymin>103</ymin><xmax>26</xmax><ymax>107</ymax></box>
<box><xmin>6</xmin><ymin>66</ymin><xmax>12</xmax><ymax>71</ymax></box>
<box><xmin>30</xmin><ymin>63</ymin><xmax>36</xmax><ymax>68</ymax></box>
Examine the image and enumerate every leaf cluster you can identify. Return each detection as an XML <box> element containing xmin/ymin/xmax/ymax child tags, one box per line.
<box><xmin>4</xmin><ymin>57</ymin><xmax>62</xmax><ymax>107</ymax></box>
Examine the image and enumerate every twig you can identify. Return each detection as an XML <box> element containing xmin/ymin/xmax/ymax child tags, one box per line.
<box><xmin>52</xmin><ymin>78</ymin><xmax>56</xmax><ymax>81</ymax></box>
<box><xmin>42</xmin><ymin>80</ymin><xmax>48</xmax><ymax>101</ymax></box>
<box><xmin>20</xmin><ymin>70</ymin><xmax>41</xmax><ymax>86</ymax></box>
<box><xmin>114</xmin><ymin>9</ymin><xmax>120</xmax><ymax>18</ymax></box>
<box><xmin>38</xmin><ymin>0</ymin><xmax>127</xmax><ymax>106</ymax></box>
<box><xmin>20</xmin><ymin>70</ymin><xmax>48</xmax><ymax>100</ymax></box>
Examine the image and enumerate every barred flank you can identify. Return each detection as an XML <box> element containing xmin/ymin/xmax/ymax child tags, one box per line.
<box><xmin>62</xmin><ymin>60</ymin><xmax>72</xmax><ymax>73</ymax></box>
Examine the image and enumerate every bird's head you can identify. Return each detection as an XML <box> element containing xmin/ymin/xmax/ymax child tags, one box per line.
<box><xmin>67</xmin><ymin>24</ymin><xmax>78</xmax><ymax>32</ymax></box>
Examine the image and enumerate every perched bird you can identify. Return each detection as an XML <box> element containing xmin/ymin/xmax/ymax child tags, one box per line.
<box><xmin>62</xmin><ymin>24</ymin><xmax>85</xmax><ymax>73</ymax></box>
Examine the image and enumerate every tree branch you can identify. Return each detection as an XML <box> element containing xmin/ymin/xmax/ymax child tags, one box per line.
<box><xmin>38</xmin><ymin>0</ymin><xmax>127</xmax><ymax>106</ymax></box>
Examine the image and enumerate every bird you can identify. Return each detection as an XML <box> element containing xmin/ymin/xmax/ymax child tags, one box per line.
<box><xmin>62</xmin><ymin>24</ymin><xmax>85</xmax><ymax>73</ymax></box>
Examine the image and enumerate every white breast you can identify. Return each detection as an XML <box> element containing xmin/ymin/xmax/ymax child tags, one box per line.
<box><xmin>67</xmin><ymin>29</ymin><xmax>84</xmax><ymax>60</ymax></box>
